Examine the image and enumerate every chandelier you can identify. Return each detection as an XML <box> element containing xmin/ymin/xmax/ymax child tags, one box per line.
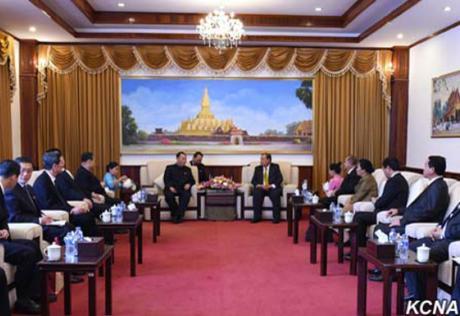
<box><xmin>197</xmin><ymin>7</ymin><xmax>245</xmax><ymax>52</ymax></box>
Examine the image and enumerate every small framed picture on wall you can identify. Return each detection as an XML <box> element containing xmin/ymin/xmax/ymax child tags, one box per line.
<box><xmin>432</xmin><ymin>70</ymin><xmax>460</xmax><ymax>138</ymax></box>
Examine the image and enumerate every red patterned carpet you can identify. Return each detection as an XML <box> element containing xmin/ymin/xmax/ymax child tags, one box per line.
<box><xmin>40</xmin><ymin>220</ymin><xmax>396</xmax><ymax>315</ymax></box>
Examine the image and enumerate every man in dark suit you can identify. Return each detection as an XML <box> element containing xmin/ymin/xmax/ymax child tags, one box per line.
<box><xmin>320</xmin><ymin>155</ymin><xmax>361</xmax><ymax>208</ymax></box>
<box><xmin>405</xmin><ymin>202</ymin><xmax>460</xmax><ymax>300</ymax></box>
<box><xmin>251</xmin><ymin>153</ymin><xmax>283</xmax><ymax>224</ymax></box>
<box><xmin>164</xmin><ymin>152</ymin><xmax>196</xmax><ymax>224</ymax></box>
<box><xmin>74</xmin><ymin>152</ymin><xmax>118</xmax><ymax>206</ymax></box>
<box><xmin>373</xmin><ymin>156</ymin><xmax>449</xmax><ymax>236</ymax></box>
<box><xmin>33</xmin><ymin>151</ymin><xmax>97</xmax><ymax>236</ymax></box>
<box><xmin>5</xmin><ymin>157</ymin><xmax>72</xmax><ymax>243</ymax></box>
<box><xmin>353</xmin><ymin>158</ymin><xmax>409</xmax><ymax>247</ymax></box>
<box><xmin>0</xmin><ymin>160</ymin><xmax>42</xmax><ymax>314</ymax></box>
<box><xmin>190</xmin><ymin>151</ymin><xmax>208</xmax><ymax>183</ymax></box>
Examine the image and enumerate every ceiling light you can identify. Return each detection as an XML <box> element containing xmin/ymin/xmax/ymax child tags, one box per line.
<box><xmin>397</xmin><ymin>33</ymin><xmax>404</xmax><ymax>39</ymax></box>
<box><xmin>444</xmin><ymin>6</ymin><xmax>451</xmax><ymax>12</ymax></box>
<box><xmin>29</xmin><ymin>26</ymin><xmax>37</xmax><ymax>32</ymax></box>
<box><xmin>128</xmin><ymin>17</ymin><xmax>135</xmax><ymax>23</ymax></box>
<box><xmin>197</xmin><ymin>7</ymin><xmax>244</xmax><ymax>52</ymax></box>
<box><xmin>117</xmin><ymin>2</ymin><xmax>125</xmax><ymax>8</ymax></box>
<box><xmin>41</xmin><ymin>10</ymin><xmax>50</xmax><ymax>17</ymax></box>
<box><xmin>315</xmin><ymin>7</ymin><xmax>322</xmax><ymax>12</ymax></box>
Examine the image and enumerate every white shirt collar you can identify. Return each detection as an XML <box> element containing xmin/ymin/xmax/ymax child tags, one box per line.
<box><xmin>348</xmin><ymin>166</ymin><xmax>356</xmax><ymax>175</ymax></box>
<box><xmin>428</xmin><ymin>175</ymin><xmax>442</xmax><ymax>185</ymax></box>
<box><xmin>0</xmin><ymin>182</ymin><xmax>4</xmax><ymax>194</ymax></box>
<box><xmin>45</xmin><ymin>170</ymin><xmax>56</xmax><ymax>184</ymax></box>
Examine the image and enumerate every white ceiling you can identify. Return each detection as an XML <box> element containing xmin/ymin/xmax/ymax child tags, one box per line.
<box><xmin>0</xmin><ymin>0</ymin><xmax>459</xmax><ymax>47</ymax></box>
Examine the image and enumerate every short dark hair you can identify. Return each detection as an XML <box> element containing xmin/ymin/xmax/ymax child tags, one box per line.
<box><xmin>43</xmin><ymin>151</ymin><xmax>61</xmax><ymax>170</ymax></box>
<box><xmin>346</xmin><ymin>155</ymin><xmax>358</xmax><ymax>166</ymax></box>
<box><xmin>358</xmin><ymin>159</ymin><xmax>375</xmax><ymax>174</ymax></box>
<box><xmin>382</xmin><ymin>157</ymin><xmax>400</xmax><ymax>171</ymax></box>
<box><xmin>106</xmin><ymin>161</ymin><xmax>119</xmax><ymax>172</ymax></box>
<box><xmin>428</xmin><ymin>156</ymin><xmax>446</xmax><ymax>176</ymax></box>
<box><xmin>329</xmin><ymin>162</ymin><xmax>341</xmax><ymax>174</ymax></box>
<box><xmin>15</xmin><ymin>156</ymin><xmax>33</xmax><ymax>165</ymax></box>
<box><xmin>176</xmin><ymin>151</ymin><xmax>186</xmax><ymax>158</ymax></box>
<box><xmin>81</xmin><ymin>152</ymin><xmax>94</xmax><ymax>162</ymax></box>
<box><xmin>261</xmin><ymin>152</ymin><xmax>272</xmax><ymax>161</ymax></box>
<box><xmin>193</xmin><ymin>152</ymin><xmax>203</xmax><ymax>158</ymax></box>
<box><xmin>0</xmin><ymin>160</ymin><xmax>20</xmax><ymax>178</ymax></box>
<box><xmin>45</xmin><ymin>148</ymin><xmax>62</xmax><ymax>155</ymax></box>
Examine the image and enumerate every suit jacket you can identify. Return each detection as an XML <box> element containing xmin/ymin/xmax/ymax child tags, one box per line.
<box><xmin>349</xmin><ymin>173</ymin><xmax>378</xmax><ymax>204</ymax></box>
<box><xmin>163</xmin><ymin>164</ymin><xmax>195</xmax><ymax>191</ymax></box>
<box><xmin>33</xmin><ymin>171</ymin><xmax>72</xmax><ymax>212</ymax></box>
<box><xmin>75</xmin><ymin>166</ymin><xmax>106</xmax><ymax>198</ymax></box>
<box><xmin>399</xmin><ymin>177</ymin><xmax>449</xmax><ymax>226</ymax></box>
<box><xmin>335</xmin><ymin>168</ymin><xmax>361</xmax><ymax>197</ymax></box>
<box><xmin>442</xmin><ymin>203</ymin><xmax>460</xmax><ymax>241</ymax></box>
<box><xmin>374</xmin><ymin>173</ymin><xmax>409</xmax><ymax>211</ymax></box>
<box><xmin>4</xmin><ymin>183</ymin><xmax>41</xmax><ymax>223</ymax></box>
<box><xmin>0</xmin><ymin>189</ymin><xmax>10</xmax><ymax>234</ymax></box>
<box><xmin>251</xmin><ymin>163</ymin><xmax>283</xmax><ymax>188</ymax></box>
<box><xmin>55</xmin><ymin>170</ymin><xmax>86</xmax><ymax>201</ymax></box>
<box><xmin>190</xmin><ymin>161</ymin><xmax>208</xmax><ymax>183</ymax></box>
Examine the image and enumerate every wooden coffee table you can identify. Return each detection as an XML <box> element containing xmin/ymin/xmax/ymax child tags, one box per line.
<box><xmin>135</xmin><ymin>200</ymin><xmax>161</xmax><ymax>242</ymax></box>
<box><xmin>309</xmin><ymin>215</ymin><xmax>358</xmax><ymax>276</ymax></box>
<box><xmin>287</xmin><ymin>198</ymin><xmax>324</xmax><ymax>243</ymax></box>
<box><xmin>38</xmin><ymin>245</ymin><xmax>114</xmax><ymax>316</ymax></box>
<box><xmin>357</xmin><ymin>248</ymin><xmax>438</xmax><ymax>316</ymax></box>
<box><xmin>197</xmin><ymin>190</ymin><xmax>244</xmax><ymax>220</ymax></box>
<box><xmin>96</xmin><ymin>215</ymin><xmax>143</xmax><ymax>277</ymax></box>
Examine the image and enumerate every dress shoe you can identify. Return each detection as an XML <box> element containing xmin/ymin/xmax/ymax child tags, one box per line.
<box><xmin>404</xmin><ymin>295</ymin><xmax>416</xmax><ymax>302</ymax></box>
<box><xmin>368</xmin><ymin>268</ymin><xmax>381</xmax><ymax>275</ymax></box>
<box><xmin>251</xmin><ymin>219</ymin><xmax>261</xmax><ymax>223</ymax></box>
<box><xmin>70</xmin><ymin>275</ymin><xmax>84</xmax><ymax>283</ymax></box>
<box><xmin>368</xmin><ymin>273</ymin><xmax>383</xmax><ymax>282</ymax></box>
<box><xmin>272</xmin><ymin>219</ymin><xmax>281</xmax><ymax>224</ymax></box>
<box><xmin>344</xmin><ymin>253</ymin><xmax>351</xmax><ymax>261</ymax></box>
<box><xmin>15</xmin><ymin>298</ymin><xmax>41</xmax><ymax>314</ymax></box>
<box><xmin>32</xmin><ymin>293</ymin><xmax>57</xmax><ymax>304</ymax></box>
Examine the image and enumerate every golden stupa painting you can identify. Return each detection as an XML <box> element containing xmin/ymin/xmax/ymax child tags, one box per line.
<box><xmin>178</xmin><ymin>88</ymin><xmax>236</xmax><ymax>136</ymax></box>
<box><xmin>121</xmin><ymin>78</ymin><xmax>313</xmax><ymax>154</ymax></box>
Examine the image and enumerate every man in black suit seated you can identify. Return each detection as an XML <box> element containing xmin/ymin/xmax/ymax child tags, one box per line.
<box><xmin>353</xmin><ymin>158</ymin><xmax>409</xmax><ymax>247</ymax></box>
<box><xmin>5</xmin><ymin>157</ymin><xmax>72</xmax><ymax>243</ymax></box>
<box><xmin>251</xmin><ymin>153</ymin><xmax>283</xmax><ymax>224</ymax></box>
<box><xmin>190</xmin><ymin>151</ymin><xmax>208</xmax><ymax>183</ymax></box>
<box><xmin>405</xmin><ymin>202</ymin><xmax>460</xmax><ymax>301</ymax></box>
<box><xmin>33</xmin><ymin>151</ymin><xmax>97</xmax><ymax>236</ymax></box>
<box><xmin>0</xmin><ymin>160</ymin><xmax>42</xmax><ymax>314</ymax></box>
<box><xmin>164</xmin><ymin>152</ymin><xmax>195</xmax><ymax>224</ymax></box>
<box><xmin>373</xmin><ymin>156</ymin><xmax>449</xmax><ymax>236</ymax></box>
<box><xmin>75</xmin><ymin>152</ymin><xmax>118</xmax><ymax>206</ymax></box>
<box><xmin>320</xmin><ymin>155</ymin><xmax>361</xmax><ymax>208</ymax></box>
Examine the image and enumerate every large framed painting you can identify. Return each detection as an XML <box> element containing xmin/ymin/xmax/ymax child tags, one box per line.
<box><xmin>121</xmin><ymin>78</ymin><xmax>313</xmax><ymax>154</ymax></box>
<box><xmin>432</xmin><ymin>71</ymin><xmax>460</xmax><ymax>137</ymax></box>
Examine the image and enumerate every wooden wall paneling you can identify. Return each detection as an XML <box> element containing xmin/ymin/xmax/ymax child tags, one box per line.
<box><xmin>389</xmin><ymin>46</ymin><xmax>410</xmax><ymax>167</ymax></box>
<box><xmin>19</xmin><ymin>40</ymin><xmax>39</xmax><ymax>166</ymax></box>
<box><xmin>121</xmin><ymin>165</ymin><xmax>141</xmax><ymax>186</ymax></box>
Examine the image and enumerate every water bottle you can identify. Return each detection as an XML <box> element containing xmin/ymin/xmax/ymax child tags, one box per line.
<box><xmin>389</xmin><ymin>228</ymin><xmax>397</xmax><ymax>244</ymax></box>
<box><xmin>301</xmin><ymin>180</ymin><xmax>308</xmax><ymax>202</ymax></box>
<box><xmin>329</xmin><ymin>202</ymin><xmax>336</xmax><ymax>213</ymax></box>
<box><xmin>334</xmin><ymin>204</ymin><xmax>342</xmax><ymax>222</ymax></box>
<box><xmin>75</xmin><ymin>227</ymin><xmax>84</xmax><ymax>241</ymax></box>
<box><xmin>399</xmin><ymin>234</ymin><xmax>409</xmax><ymax>260</ymax></box>
<box><xmin>64</xmin><ymin>232</ymin><xmax>76</xmax><ymax>257</ymax></box>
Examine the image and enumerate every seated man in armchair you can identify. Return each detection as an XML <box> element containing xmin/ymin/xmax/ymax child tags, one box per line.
<box><xmin>164</xmin><ymin>152</ymin><xmax>195</xmax><ymax>224</ymax></box>
<box><xmin>251</xmin><ymin>153</ymin><xmax>283</xmax><ymax>224</ymax></box>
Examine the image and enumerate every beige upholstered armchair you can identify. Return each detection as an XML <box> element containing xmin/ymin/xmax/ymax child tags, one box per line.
<box><xmin>140</xmin><ymin>160</ymin><xmax>200</xmax><ymax>220</ymax></box>
<box><xmin>239</xmin><ymin>161</ymin><xmax>299</xmax><ymax>220</ymax></box>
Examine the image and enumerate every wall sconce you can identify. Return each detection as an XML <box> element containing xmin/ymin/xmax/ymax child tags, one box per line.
<box><xmin>385</xmin><ymin>62</ymin><xmax>395</xmax><ymax>75</ymax></box>
<box><xmin>37</xmin><ymin>57</ymin><xmax>48</xmax><ymax>70</ymax></box>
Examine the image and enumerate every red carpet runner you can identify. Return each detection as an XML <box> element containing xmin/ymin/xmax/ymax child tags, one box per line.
<box><xmin>42</xmin><ymin>221</ymin><xmax>395</xmax><ymax>315</ymax></box>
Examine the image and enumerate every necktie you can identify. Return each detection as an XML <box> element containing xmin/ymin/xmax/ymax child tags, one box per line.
<box><xmin>25</xmin><ymin>185</ymin><xmax>44</xmax><ymax>217</ymax></box>
<box><xmin>263</xmin><ymin>168</ymin><xmax>269</xmax><ymax>186</ymax></box>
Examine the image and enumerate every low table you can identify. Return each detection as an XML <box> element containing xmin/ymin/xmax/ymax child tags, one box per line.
<box><xmin>310</xmin><ymin>215</ymin><xmax>358</xmax><ymax>276</ymax></box>
<box><xmin>96</xmin><ymin>215</ymin><xmax>143</xmax><ymax>277</ymax></box>
<box><xmin>287</xmin><ymin>198</ymin><xmax>324</xmax><ymax>244</ymax></box>
<box><xmin>38</xmin><ymin>245</ymin><xmax>114</xmax><ymax>316</ymax></box>
<box><xmin>135</xmin><ymin>200</ymin><xmax>161</xmax><ymax>242</ymax></box>
<box><xmin>197</xmin><ymin>190</ymin><xmax>244</xmax><ymax>220</ymax></box>
<box><xmin>357</xmin><ymin>248</ymin><xmax>438</xmax><ymax>316</ymax></box>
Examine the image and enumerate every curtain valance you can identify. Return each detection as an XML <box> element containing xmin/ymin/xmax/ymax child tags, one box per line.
<box><xmin>37</xmin><ymin>45</ymin><xmax>392</xmax><ymax>106</ymax></box>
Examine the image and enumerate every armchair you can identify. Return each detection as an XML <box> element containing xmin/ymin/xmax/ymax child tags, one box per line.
<box><xmin>139</xmin><ymin>160</ymin><xmax>200</xmax><ymax>220</ymax></box>
<box><xmin>240</xmin><ymin>161</ymin><xmax>298</xmax><ymax>220</ymax></box>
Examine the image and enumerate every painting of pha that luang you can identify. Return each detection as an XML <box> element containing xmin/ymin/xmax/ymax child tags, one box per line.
<box><xmin>121</xmin><ymin>78</ymin><xmax>313</xmax><ymax>154</ymax></box>
<box><xmin>432</xmin><ymin>71</ymin><xmax>460</xmax><ymax>137</ymax></box>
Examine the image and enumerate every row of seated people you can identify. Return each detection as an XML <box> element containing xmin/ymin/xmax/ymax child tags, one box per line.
<box><xmin>321</xmin><ymin>154</ymin><xmax>460</xmax><ymax>304</ymax></box>
<box><xmin>0</xmin><ymin>149</ymin><xmax>121</xmax><ymax>314</ymax></box>
<box><xmin>162</xmin><ymin>151</ymin><xmax>284</xmax><ymax>224</ymax></box>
